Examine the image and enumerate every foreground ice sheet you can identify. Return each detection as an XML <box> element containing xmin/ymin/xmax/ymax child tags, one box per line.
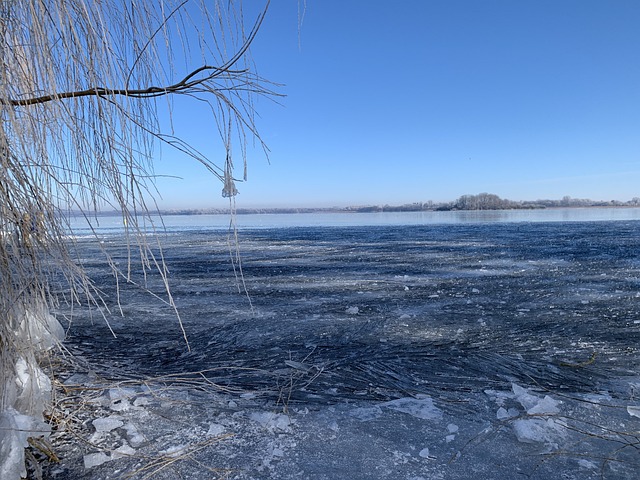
<box><xmin>48</xmin><ymin>222</ymin><xmax>640</xmax><ymax>479</ymax></box>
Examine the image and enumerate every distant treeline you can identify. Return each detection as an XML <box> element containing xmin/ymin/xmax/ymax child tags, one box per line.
<box><xmin>143</xmin><ymin>194</ymin><xmax>640</xmax><ymax>216</ymax></box>
<box><xmin>350</xmin><ymin>194</ymin><xmax>640</xmax><ymax>213</ymax></box>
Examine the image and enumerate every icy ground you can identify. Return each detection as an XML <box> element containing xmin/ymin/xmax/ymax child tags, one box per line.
<box><xmin>43</xmin><ymin>221</ymin><xmax>640</xmax><ymax>479</ymax></box>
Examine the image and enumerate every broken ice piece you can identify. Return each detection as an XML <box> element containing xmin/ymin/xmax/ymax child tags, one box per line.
<box><xmin>123</xmin><ymin>422</ymin><xmax>145</xmax><ymax>446</ymax></box>
<box><xmin>496</xmin><ymin>407</ymin><xmax>519</xmax><ymax>420</ymax></box>
<box><xmin>83</xmin><ymin>452</ymin><xmax>111</xmax><ymax>469</ymax></box>
<box><xmin>93</xmin><ymin>416</ymin><xmax>123</xmax><ymax>433</ymax></box>
<box><xmin>418</xmin><ymin>447</ymin><xmax>430</xmax><ymax>458</ymax></box>
<box><xmin>627</xmin><ymin>406</ymin><xmax>640</xmax><ymax>418</ymax></box>
<box><xmin>207</xmin><ymin>423</ymin><xmax>225</xmax><ymax>436</ymax></box>
<box><xmin>527</xmin><ymin>395</ymin><xmax>561</xmax><ymax>415</ymax></box>
<box><xmin>112</xmin><ymin>443</ymin><xmax>136</xmax><ymax>460</ymax></box>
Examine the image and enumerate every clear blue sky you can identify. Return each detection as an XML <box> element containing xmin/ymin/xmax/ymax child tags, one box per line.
<box><xmin>153</xmin><ymin>0</ymin><xmax>640</xmax><ymax>209</ymax></box>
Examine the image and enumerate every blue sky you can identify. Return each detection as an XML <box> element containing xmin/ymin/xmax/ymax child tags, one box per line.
<box><xmin>153</xmin><ymin>0</ymin><xmax>640</xmax><ymax>209</ymax></box>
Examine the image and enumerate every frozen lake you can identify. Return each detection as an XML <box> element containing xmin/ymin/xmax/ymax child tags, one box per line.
<box><xmin>49</xmin><ymin>209</ymin><xmax>640</xmax><ymax>479</ymax></box>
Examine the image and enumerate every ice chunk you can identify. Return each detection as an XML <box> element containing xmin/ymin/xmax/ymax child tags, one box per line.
<box><xmin>382</xmin><ymin>395</ymin><xmax>443</xmax><ymax>420</ymax></box>
<box><xmin>207</xmin><ymin>423</ymin><xmax>225</xmax><ymax>436</ymax></box>
<box><xmin>0</xmin><ymin>409</ymin><xmax>51</xmax><ymax>480</ymax></box>
<box><xmin>418</xmin><ymin>447</ymin><xmax>430</xmax><ymax>458</ymax></box>
<box><xmin>159</xmin><ymin>444</ymin><xmax>187</xmax><ymax>457</ymax></box>
<box><xmin>345</xmin><ymin>306</ymin><xmax>359</xmax><ymax>314</ymax></box>
<box><xmin>627</xmin><ymin>405</ymin><xmax>640</xmax><ymax>418</ymax></box>
<box><xmin>578</xmin><ymin>459</ymin><xmax>598</xmax><ymax>469</ymax></box>
<box><xmin>496</xmin><ymin>407</ymin><xmax>519</xmax><ymax>420</ymax></box>
<box><xmin>108</xmin><ymin>388</ymin><xmax>135</xmax><ymax>412</ymax></box>
<box><xmin>249</xmin><ymin>412</ymin><xmax>292</xmax><ymax>432</ymax></box>
<box><xmin>123</xmin><ymin>422</ymin><xmax>145</xmax><ymax>446</ymax></box>
<box><xmin>133</xmin><ymin>396</ymin><xmax>151</xmax><ymax>407</ymax></box>
<box><xmin>512</xmin><ymin>383</ymin><xmax>540</xmax><ymax>411</ymax></box>
<box><xmin>447</xmin><ymin>423</ymin><xmax>459</xmax><ymax>433</ymax></box>
<box><xmin>527</xmin><ymin>395</ymin><xmax>561</xmax><ymax>415</ymax></box>
<box><xmin>512</xmin><ymin>418</ymin><xmax>565</xmax><ymax>444</ymax></box>
<box><xmin>83</xmin><ymin>452</ymin><xmax>111</xmax><ymax>469</ymax></box>
<box><xmin>93</xmin><ymin>416</ymin><xmax>124</xmax><ymax>433</ymax></box>
<box><xmin>512</xmin><ymin>384</ymin><xmax>561</xmax><ymax>415</ymax></box>
<box><xmin>112</xmin><ymin>443</ymin><xmax>136</xmax><ymax>460</ymax></box>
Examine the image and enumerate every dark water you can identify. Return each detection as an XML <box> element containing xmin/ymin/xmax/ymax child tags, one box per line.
<box><xmin>63</xmin><ymin>221</ymin><xmax>640</xmax><ymax>408</ymax></box>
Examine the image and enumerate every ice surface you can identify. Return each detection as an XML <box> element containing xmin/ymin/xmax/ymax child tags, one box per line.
<box><xmin>48</xmin><ymin>221</ymin><xmax>640</xmax><ymax>479</ymax></box>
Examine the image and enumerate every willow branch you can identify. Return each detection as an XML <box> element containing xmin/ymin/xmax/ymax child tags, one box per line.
<box><xmin>1</xmin><ymin>65</ymin><xmax>250</xmax><ymax>106</ymax></box>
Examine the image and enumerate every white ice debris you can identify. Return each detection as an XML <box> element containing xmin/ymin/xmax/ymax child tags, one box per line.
<box><xmin>0</xmin><ymin>304</ymin><xmax>64</xmax><ymax>480</ymax></box>
<box><xmin>207</xmin><ymin>423</ymin><xmax>226</xmax><ymax>436</ymax></box>
<box><xmin>345</xmin><ymin>306</ymin><xmax>359</xmax><ymax>314</ymax></box>
<box><xmin>509</xmin><ymin>383</ymin><xmax>565</xmax><ymax>445</ymax></box>
<box><xmin>496</xmin><ymin>407</ymin><xmax>519</xmax><ymax>420</ymax></box>
<box><xmin>93</xmin><ymin>416</ymin><xmax>124</xmax><ymax>433</ymax></box>
<box><xmin>112</xmin><ymin>442</ymin><xmax>136</xmax><ymax>460</ymax></box>
<box><xmin>578</xmin><ymin>459</ymin><xmax>598</xmax><ymax>470</ymax></box>
<box><xmin>249</xmin><ymin>412</ymin><xmax>292</xmax><ymax>432</ymax></box>
<box><xmin>0</xmin><ymin>409</ymin><xmax>51</xmax><ymax>479</ymax></box>
<box><xmin>418</xmin><ymin>447</ymin><xmax>431</xmax><ymax>458</ymax></box>
<box><xmin>512</xmin><ymin>383</ymin><xmax>561</xmax><ymax>415</ymax></box>
<box><xmin>159</xmin><ymin>444</ymin><xmax>188</xmax><ymax>457</ymax></box>
<box><xmin>123</xmin><ymin>422</ymin><xmax>145</xmax><ymax>447</ymax></box>
<box><xmin>83</xmin><ymin>452</ymin><xmax>111</xmax><ymax>469</ymax></box>
<box><xmin>512</xmin><ymin>418</ymin><xmax>565</xmax><ymax>444</ymax></box>
<box><xmin>382</xmin><ymin>395</ymin><xmax>443</xmax><ymax>421</ymax></box>
<box><xmin>84</xmin><ymin>441</ymin><xmax>136</xmax><ymax>469</ymax></box>
<box><xmin>107</xmin><ymin>388</ymin><xmax>135</xmax><ymax>412</ymax></box>
<box><xmin>627</xmin><ymin>405</ymin><xmax>640</xmax><ymax>418</ymax></box>
<box><xmin>527</xmin><ymin>395</ymin><xmax>561</xmax><ymax>415</ymax></box>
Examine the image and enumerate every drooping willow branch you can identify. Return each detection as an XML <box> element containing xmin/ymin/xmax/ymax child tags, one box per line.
<box><xmin>2</xmin><ymin>0</ymin><xmax>269</xmax><ymax>108</ymax></box>
<box><xmin>1</xmin><ymin>65</ymin><xmax>249</xmax><ymax>106</ymax></box>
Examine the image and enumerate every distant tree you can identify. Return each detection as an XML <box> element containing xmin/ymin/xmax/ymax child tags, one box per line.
<box><xmin>0</xmin><ymin>1</ymin><xmax>275</xmax><ymax>477</ymax></box>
